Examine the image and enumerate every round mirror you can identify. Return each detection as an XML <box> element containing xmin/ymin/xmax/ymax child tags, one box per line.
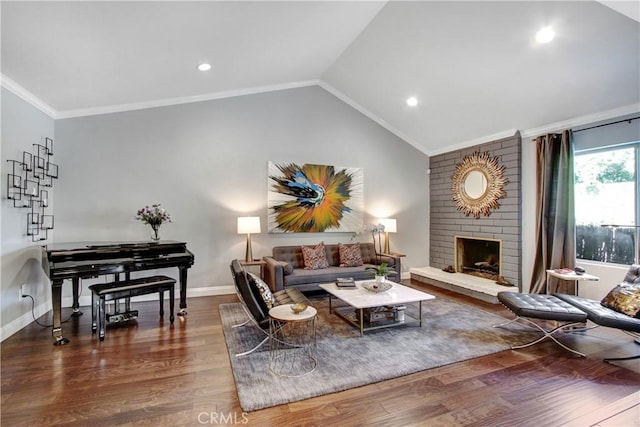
<box><xmin>463</xmin><ymin>170</ymin><xmax>488</xmax><ymax>199</ymax></box>
<box><xmin>451</xmin><ymin>151</ymin><xmax>509</xmax><ymax>219</ymax></box>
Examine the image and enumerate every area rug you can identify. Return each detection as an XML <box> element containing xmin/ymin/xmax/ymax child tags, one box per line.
<box><xmin>220</xmin><ymin>297</ymin><xmax>537</xmax><ymax>412</ymax></box>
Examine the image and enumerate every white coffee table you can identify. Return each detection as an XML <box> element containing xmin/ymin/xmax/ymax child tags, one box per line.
<box><xmin>319</xmin><ymin>281</ymin><xmax>435</xmax><ymax>336</ymax></box>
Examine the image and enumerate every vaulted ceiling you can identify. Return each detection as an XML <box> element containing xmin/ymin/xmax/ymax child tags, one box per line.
<box><xmin>2</xmin><ymin>1</ymin><xmax>639</xmax><ymax>155</ymax></box>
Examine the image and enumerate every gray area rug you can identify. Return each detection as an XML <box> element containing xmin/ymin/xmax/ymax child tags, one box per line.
<box><xmin>220</xmin><ymin>297</ymin><xmax>537</xmax><ymax>412</ymax></box>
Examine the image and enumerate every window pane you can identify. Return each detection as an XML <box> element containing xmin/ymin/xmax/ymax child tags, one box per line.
<box><xmin>575</xmin><ymin>146</ymin><xmax>636</xmax><ymax>264</ymax></box>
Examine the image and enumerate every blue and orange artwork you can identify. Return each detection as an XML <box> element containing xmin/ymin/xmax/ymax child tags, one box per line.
<box><xmin>268</xmin><ymin>162</ymin><xmax>364</xmax><ymax>233</ymax></box>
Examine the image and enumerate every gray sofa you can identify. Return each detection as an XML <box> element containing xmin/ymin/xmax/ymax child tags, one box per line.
<box><xmin>263</xmin><ymin>242</ymin><xmax>402</xmax><ymax>292</ymax></box>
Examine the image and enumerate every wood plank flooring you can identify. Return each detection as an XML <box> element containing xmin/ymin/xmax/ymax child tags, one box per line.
<box><xmin>2</xmin><ymin>280</ymin><xmax>639</xmax><ymax>426</ymax></box>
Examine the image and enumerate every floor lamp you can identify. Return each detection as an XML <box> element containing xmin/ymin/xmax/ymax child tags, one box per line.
<box><xmin>378</xmin><ymin>218</ymin><xmax>397</xmax><ymax>254</ymax></box>
<box><xmin>238</xmin><ymin>217</ymin><xmax>261</xmax><ymax>262</ymax></box>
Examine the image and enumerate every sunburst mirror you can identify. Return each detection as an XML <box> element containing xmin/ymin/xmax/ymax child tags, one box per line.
<box><xmin>451</xmin><ymin>151</ymin><xmax>508</xmax><ymax>219</ymax></box>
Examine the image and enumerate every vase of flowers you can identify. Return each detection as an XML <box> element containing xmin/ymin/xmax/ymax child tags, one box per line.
<box><xmin>135</xmin><ymin>204</ymin><xmax>172</xmax><ymax>241</ymax></box>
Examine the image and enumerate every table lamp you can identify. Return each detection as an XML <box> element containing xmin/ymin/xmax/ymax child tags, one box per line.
<box><xmin>378</xmin><ymin>218</ymin><xmax>397</xmax><ymax>254</ymax></box>
<box><xmin>237</xmin><ymin>216</ymin><xmax>261</xmax><ymax>262</ymax></box>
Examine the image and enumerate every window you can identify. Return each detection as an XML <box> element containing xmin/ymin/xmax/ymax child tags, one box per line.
<box><xmin>575</xmin><ymin>143</ymin><xmax>638</xmax><ymax>264</ymax></box>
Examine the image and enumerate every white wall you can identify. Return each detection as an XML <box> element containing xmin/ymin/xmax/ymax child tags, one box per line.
<box><xmin>1</xmin><ymin>88</ymin><xmax>56</xmax><ymax>339</ymax></box>
<box><xmin>52</xmin><ymin>86</ymin><xmax>429</xmax><ymax>302</ymax></box>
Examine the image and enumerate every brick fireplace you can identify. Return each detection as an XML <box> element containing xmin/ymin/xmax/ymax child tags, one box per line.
<box><xmin>426</xmin><ymin>132</ymin><xmax>521</xmax><ymax>291</ymax></box>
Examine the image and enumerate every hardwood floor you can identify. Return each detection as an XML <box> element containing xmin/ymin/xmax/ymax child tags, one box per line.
<box><xmin>2</xmin><ymin>280</ymin><xmax>639</xmax><ymax>426</ymax></box>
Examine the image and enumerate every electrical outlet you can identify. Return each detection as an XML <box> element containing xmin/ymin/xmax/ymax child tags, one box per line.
<box><xmin>19</xmin><ymin>284</ymin><xmax>26</xmax><ymax>299</ymax></box>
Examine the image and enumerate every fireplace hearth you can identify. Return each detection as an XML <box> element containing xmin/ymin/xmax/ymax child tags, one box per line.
<box><xmin>454</xmin><ymin>236</ymin><xmax>502</xmax><ymax>280</ymax></box>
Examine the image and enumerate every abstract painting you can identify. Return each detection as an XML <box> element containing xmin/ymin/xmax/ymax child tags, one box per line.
<box><xmin>268</xmin><ymin>162</ymin><xmax>363</xmax><ymax>233</ymax></box>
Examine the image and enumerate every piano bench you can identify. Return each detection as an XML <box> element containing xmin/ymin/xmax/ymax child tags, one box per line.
<box><xmin>89</xmin><ymin>275</ymin><xmax>176</xmax><ymax>341</ymax></box>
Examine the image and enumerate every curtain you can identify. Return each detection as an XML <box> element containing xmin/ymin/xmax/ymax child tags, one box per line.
<box><xmin>530</xmin><ymin>130</ymin><xmax>576</xmax><ymax>294</ymax></box>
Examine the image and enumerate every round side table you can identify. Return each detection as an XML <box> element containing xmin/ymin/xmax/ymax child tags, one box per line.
<box><xmin>268</xmin><ymin>304</ymin><xmax>317</xmax><ymax>377</ymax></box>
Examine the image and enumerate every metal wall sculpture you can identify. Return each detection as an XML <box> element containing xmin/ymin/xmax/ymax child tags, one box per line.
<box><xmin>6</xmin><ymin>137</ymin><xmax>58</xmax><ymax>241</ymax></box>
<box><xmin>267</xmin><ymin>162</ymin><xmax>363</xmax><ymax>233</ymax></box>
<box><xmin>451</xmin><ymin>151</ymin><xmax>508</xmax><ymax>219</ymax></box>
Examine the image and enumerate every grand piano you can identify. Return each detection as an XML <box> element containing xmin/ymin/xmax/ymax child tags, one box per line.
<box><xmin>42</xmin><ymin>240</ymin><xmax>195</xmax><ymax>345</ymax></box>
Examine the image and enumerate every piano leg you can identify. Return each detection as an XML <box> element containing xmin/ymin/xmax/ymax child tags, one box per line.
<box><xmin>52</xmin><ymin>281</ymin><xmax>69</xmax><ymax>345</ymax></box>
<box><xmin>178</xmin><ymin>266</ymin><xmax>188</xmax><ymax>316</ymax></box>
<box><xmin>71</xmin><ymin>278</ymin><xmax>83</xmax><ymax>317</ymax></box>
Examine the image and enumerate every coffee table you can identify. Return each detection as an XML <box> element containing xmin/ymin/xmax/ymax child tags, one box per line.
<box><xmin>319</xmin><ymin>281</ymin><xmax>435</xmax><ymax>336</ymax></box>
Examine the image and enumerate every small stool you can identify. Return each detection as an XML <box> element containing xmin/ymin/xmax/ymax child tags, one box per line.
<box><xmin>494</xmin><ymin>292</ymin><xmax>588</xmax><ymax>357</ymax></box>
<box><xmin>269</xmin><ymin>304</ymin><xmax>317</xmax><ymax>377</ymax></box>
<box><xmin>89</xmin><ymin>275</ymin><xmax>176</xmax><ymax>341</ymax></box>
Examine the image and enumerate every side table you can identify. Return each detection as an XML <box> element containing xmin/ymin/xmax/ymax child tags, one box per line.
<box><xmin>269</xmin><ymin>304</ymin><xmax>317</xmax><ymax>377</ymax></box>
<box><xmin>546</xmin><ymin>269</ymin><xmax>599</xmax><ymax>295</ymax></box>
<box><xmin>240</xmin><ymin>259</ymin><xmax>267</xmax><ymax>280</ymax></box>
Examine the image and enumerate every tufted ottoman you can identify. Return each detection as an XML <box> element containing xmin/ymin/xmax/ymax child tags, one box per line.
<box><xmin>495</xmin><ymin>291</ymin><xmax>588</xmax><ymax>357</ymax></box>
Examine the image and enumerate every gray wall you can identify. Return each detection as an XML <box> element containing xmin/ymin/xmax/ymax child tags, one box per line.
<box><xmin>1</xmin><ymin>88</ymin><xmax>56</xmax><ymax>338</ymax></box>
<box><xmin>53</xmin><ymin>86</ymin><xmax>429</xmax><ymax>299</ymax></box>
<box><xmin>429</xmin><ymin>133</ymin><xmax>522</xmax><ymax>288</ymax></box>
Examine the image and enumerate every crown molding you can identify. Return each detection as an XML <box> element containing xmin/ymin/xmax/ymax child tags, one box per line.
<box><xmin>428</xmin><ymin>129</ymin><xmax>520</xmax><ymax>157</ymax></box>
<box><xmin>430</xmin><ymin>103</ymin><xmax>640</xmax><ymax>156</ymax></box>
<box><xmin>0</xmin><ymin>74</ymin><xmax>57</xmax><ymax>119</ymax></box>
<box><xmin>317</xmin><ymin>80</ymin><xmax>426</xmax><ymax>154</ymax></box>
<box><xmin>520</xmin><ymin>103</ymin><xmax>640</xmax><ymax>140</ymax></box>
<box><xmin>55</xmin><ymin>80</ymin><xmax>320</xmax><ymax>119</ymax></box>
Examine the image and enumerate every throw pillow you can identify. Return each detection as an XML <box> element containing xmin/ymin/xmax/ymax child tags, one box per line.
<box><xmin>338</xmin><ymin>243</ymin><xmax>363</xmax><ymax>267</ymax></box>
<box><xmin>247</xmin><ymin>272</ymin><xmax>276</xmax><ymax>310</ymax></box>
<box><xmin>276</xmin><ymin>261</ymin><xmax>294</xmax><ymax>275</ymax></box>
<box><xmin>301</xmin><ymin>242</ymin><xmax>329</xmax><ymax>270</ymax></box>
<box><xmin>600</xmin><ymin>282</ymin><xmax>640</xmax><ymax>318</ymax></box>
<box><xmin>283</xmin><ymin>262</ymin><xmax>294</xmax><ymax>275</ymax></box>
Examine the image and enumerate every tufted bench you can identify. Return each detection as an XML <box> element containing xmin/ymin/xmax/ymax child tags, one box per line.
<box><xmin>89</xmin><ymin>275</ymin><xmax>176</xmax><ymax>341</ymax></box>
<box><xmin>495</xmin><ymin>292</ymin><xmax>588</xmax><ymax>357</ymax></box>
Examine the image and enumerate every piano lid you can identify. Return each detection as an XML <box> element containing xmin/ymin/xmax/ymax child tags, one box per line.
<box><xmin>43</xmin><ymin>241</ymin><xmax>190</xmax><ymax>262</ymax></box>
<box><xmin>43</xmin><ymin>240</ymin><xmax>186</xmax><ymax>251</ymax></box>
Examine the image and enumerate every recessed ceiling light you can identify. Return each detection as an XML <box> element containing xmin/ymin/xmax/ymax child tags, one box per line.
<box><xmin>536</xmin><ymin>26</ymin><xmax>555</xmax><ymax>44</ymax></box>
<box><xmin>406</xmin><ymin>97</ymin><xmax>418</xmax><ymax>107</ymax></box>
<box><xmin>197</xmin><ymin>63</ymin><xmax>212</xmax><ymax>71</ymax></box>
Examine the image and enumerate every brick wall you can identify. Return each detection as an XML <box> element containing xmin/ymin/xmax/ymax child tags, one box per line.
<box><xmin>429</xmin><ymin>132</ymin><xmax>522</xmax><ymax>288</ymax></box>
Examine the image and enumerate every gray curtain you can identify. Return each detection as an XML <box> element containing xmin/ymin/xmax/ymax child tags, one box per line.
<box><xmin>530</xmin><ymin>130</ymin><xmax>576</xmax><ymax>294</ymax></box>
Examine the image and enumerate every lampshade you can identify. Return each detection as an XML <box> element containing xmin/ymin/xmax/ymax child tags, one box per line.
<box><xmin>378</xmin><ymin>218</ymin><xmax>397</xmax><ymax>233</ymax></box>
<box><xmin>237</xmin><ymin>217</ymin><xmax>261</xmax><ymax>234</ymax></box>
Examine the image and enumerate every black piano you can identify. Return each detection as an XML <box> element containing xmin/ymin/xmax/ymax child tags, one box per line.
<box><xmin>42</xmin><ymin>240</ymin><xmax>195</xmax><ymax>345</ymax></box>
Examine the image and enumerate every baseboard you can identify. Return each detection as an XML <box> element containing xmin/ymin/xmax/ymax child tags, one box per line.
<box><xmin>0</xmin><ymin>300</ymin><xmax>51</xmax><ymax>342</ymax></box>
<box><xmin>61</xmin><ymin>285</ymin><xmax>236</xmax><ymax>308</ymax></box>
<box><xmin>0</xmin><ymin>285</ymin><xmax>235</xmax><ymax>343</ymax></box>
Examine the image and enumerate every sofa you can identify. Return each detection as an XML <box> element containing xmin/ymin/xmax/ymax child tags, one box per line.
<box><xmin>263</xmin><ymin>242</ymin><xmax>402</xmax><ymax>292</ymax></box>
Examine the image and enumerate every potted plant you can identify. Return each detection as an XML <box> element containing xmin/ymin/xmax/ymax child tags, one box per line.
<box><xmin>367</xmin><ymin>262</ymin><xmax>397</xmax><ymax>282</ymax></box>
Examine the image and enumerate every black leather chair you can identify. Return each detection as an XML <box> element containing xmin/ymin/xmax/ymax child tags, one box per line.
<box><xmin>554</xmin><ymin>293</ymin><xmax>640</xmax><ymax>363</ymax></box>
<box><xmin>497</xmin><ymin>264</ymin><xmax>640</xmax><ymax>362</ymax></box>
<box><xmin>229</xmin><ymin>259</ymin><xmax>311</xmax><ymax>357</ymax></box>
<box><xmin>555</xmin><ymin>264</ymin><xmax>640</xmax><ymax>363</ymax></box>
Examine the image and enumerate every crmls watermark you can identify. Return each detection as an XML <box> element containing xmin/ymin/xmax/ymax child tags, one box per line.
<box><xmin>198</xmin><ymin>411</ymin><xmax>249</xmax><ymax>425</ymax></box>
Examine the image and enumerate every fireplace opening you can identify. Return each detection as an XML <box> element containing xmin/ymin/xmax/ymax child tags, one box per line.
<box><xmin>454</xmin><ymin>236</ymin><xmax>502</xmax><ymax>280</ymax></box>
